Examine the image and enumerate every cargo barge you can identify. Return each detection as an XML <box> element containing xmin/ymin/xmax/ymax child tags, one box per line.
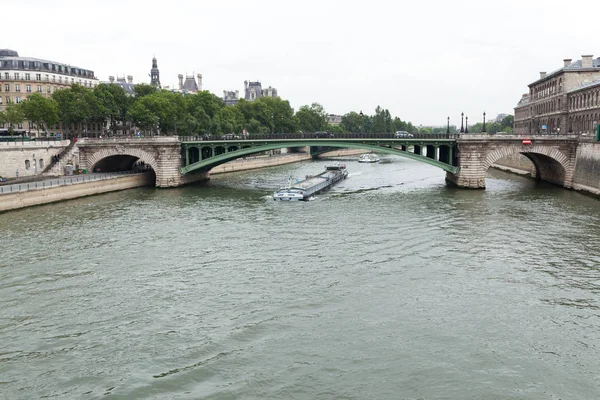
<box><xmin>273</xmin><ymin>163</ymin><xmax>348</xmax><ymax>201</ymax></box>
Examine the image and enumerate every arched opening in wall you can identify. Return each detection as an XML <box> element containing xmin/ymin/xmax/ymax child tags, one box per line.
<box><xmin>25</xmin><ymin>160</ymin><xmax>30</xmax><ymax>170</ymax></box>
<box><xmin>201</xmin><ymin>147</ymin><xmax>213</xmax><ymax>160</ymax></box>
<box><xmin>489</xmin><ymin>151</ymin><xmax>566</xmax><ymax>187</ymax></box>
<box><xmin>91</xmin><ymin>155</ymin><xmax>156</xmax><ymax>184</ymax></box>
<box><xmin>189</xmin><ymin>147</ymin><xmax>200</xmax><ymax>164</ymax></box>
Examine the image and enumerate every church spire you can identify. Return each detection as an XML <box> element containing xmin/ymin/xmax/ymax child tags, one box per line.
<box><xmin>150</xmin><ymin>56</ymin><xmax>161</xmax><ymax>88</ymax></box>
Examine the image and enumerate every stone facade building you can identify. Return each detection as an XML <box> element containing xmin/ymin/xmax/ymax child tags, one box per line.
<box><xmin>514</xmin><ymin>54</ymin><xmax>600</xmax><ymax>135</ymax></box>
<box><xmin>223</xmin><ymin>90</ymin><xmax>239</xmax><ymax>106</ymax></box>
<box><xmin>243</xmin><ymin>80</ymin><xmax>278</xmax><ymax>101</ymax></box>
<box><xmin>0</xmin><ymin>49</ymin><xmax>99</xmax><ymax>136</ymax></box>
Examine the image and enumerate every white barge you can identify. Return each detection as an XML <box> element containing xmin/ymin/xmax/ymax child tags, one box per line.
<box><xmin>273</xmin><ymin>163</ymin><xmax>348</xmax><ymax>201</ymax></box>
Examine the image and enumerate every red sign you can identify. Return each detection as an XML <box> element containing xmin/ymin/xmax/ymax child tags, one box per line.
<box><xmin>522</xmin><ymin>139</ymin><xmax>532</xmax><ymax>145</ymax></box>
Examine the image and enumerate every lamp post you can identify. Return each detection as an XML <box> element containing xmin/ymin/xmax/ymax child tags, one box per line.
<box><xmin>482</xmin><ymin>111</ymin><xmax>487</xmax><ymax>133</ymax></box>
<box><xmin>33</xmin><ymin>153</ymin><xmax>37</xmax><ymax>175</ymax></box>
<box><xmin>465</xmin><ymin>116</ymin><xmax>469</xmax><ymax>133</ymax></box>
<box><xmin>271</xmin><ymin>113</ymin><xmax>274</xmax><ymax>135</ymax></box>
<box><xmin>460</xmin><ymin>112</ymin><xmax>464</xmax><ymax>133</ymax></box>
<box><xmin>359</xmin><ymin>110</ymin><xmax>364</xmax><ymax>134</ymax></box>
<box><xmin>446</xmin><ymin>116</ymin><xmax>450</xmax><ymax>134</ymax></box>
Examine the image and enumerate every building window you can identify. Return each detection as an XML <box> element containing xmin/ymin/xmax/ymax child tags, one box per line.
<box><xmin>39</xmin><ymin>159</ymin><xmax>44</xmax><ymax>169</ymax></box>
<box><xmin>37</xmin><ymin>85</ymin><xmax>42</xmax><ymax>92</ymax></box>
<box><xmin>46</xmin><ymin>87</ymin><xmax>51</xmax><ymax>93</ymax></box>
<box><xmin>52</xmin><ymin>75</ymin><xmax>56</xmax><ymax>82</ymax></box>
<box><xmin>15</xmin><ymin>97</ymin><xmax>21</xmax><ymax>103</ymax></box>
<box><xmin>3</xmin><ymin>84</ymin><xmax>7</xmax><ymax>91</ymax></box>
<box><xmin>14</xmin><ymin>73</ymin><xmax>19</xmax><ymax>80</ymax></box>
<box><xmin>17</xmin><ymin>123</ymin><xmax>23</xmax><ymax>128</ymax></box>
<box><xmin>45</xmin><ymin>74</ymin><xmax>49</xmax><ymax>81</ymax></box>
<box><xmin>58</xmin><ymin>77</ymin><xmax>62</xmax><ymax>83</ymax></box>
<box><xmin>36</xmin><ymin>73</ymin><xmax>41</xmax><ymax>81</ymax></box>
<box><xmin>5</xmin><ymin>96</ymin><xmax>9</xmax><ymax>104</ymax></box>
<box><xmin>25</xmin><ymin>73</ymin><xmax>30</xmax><ymax>80</ymax></box>
<box><xmin>0</xmin><ymin>97</ymin><xmax>2</xmax><ymax>105</ymax></box>
<box><xmin>71</xmin><ymin>78</ymin><xmax>74</xmax><ymax>84</ymax></box>
<box><xmin>26</xmin><ymin>85</ymin><xmax>31</xmax><ymax>93</ymax></box>
<box><xmin>25</xmin><ymin>160</ymin><xmax>30</xmax><ymax>170</ymax></box>
<box><xmin>15</xmin><ymin>84</ymin><xmax>20</xmax><ymax>92</ymax></box>
<box><xmin>4</xmin><ymin>72</ymin><xmax>8</xmax><ymax>79</ymax></box>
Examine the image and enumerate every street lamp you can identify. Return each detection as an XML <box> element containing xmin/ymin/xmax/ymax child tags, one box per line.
<box><xmin>460</xmin><ymin>112</ymin><xmax>464</xmax><ymax>133</ymax></box>
<box><xmin>359</xmin><ymin>110</ymin><xmax>364</xmax><ymax>133</ymax></box>
<box><xmin>465</xmin><ymin>116</ymin><xmax>469</xmax><ymax>134</ymax></box>
<box><xmin>482</xmin><ymin>111</ymin><xmax>487</xmax><ymax>133</ymax></box>
<box><xmin>446</xmin><ymin>116</ymin><xmax>450</xmax><ymax>134</ymax></box>
<box><xmin>271</xmin><ymin>113</ymin><xmax>274</xmax><ymax>135</ymax></box>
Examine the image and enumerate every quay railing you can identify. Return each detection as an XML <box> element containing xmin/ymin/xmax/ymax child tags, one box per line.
<box><xmin>0</xmin><ymin>171</ymin><xmax>145</xmax><ymax>195</ymax></box>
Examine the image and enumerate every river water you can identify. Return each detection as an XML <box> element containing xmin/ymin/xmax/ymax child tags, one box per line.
<box><xmin>1</xmin><ymin>155</ymin><xmax>599</xmax><ymax>399</ymax></box>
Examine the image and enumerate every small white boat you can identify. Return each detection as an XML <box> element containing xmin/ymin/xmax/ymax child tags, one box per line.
<box><xmin>358</xmin><ymin>153</ymin><xmax>380</xmax><ymax>163</ymax></box>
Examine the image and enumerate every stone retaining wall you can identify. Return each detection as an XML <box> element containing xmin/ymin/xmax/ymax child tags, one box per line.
<box><xmin>492</xmin><ymin>143</ymin><xmax>600</xmax><ymax>196</ymax></box>
<box><xmin>0</xmin><ymin>140</ymin><xmax>70</xmax><ymax>178</ymax></box>
<box><xmin>0</xmin><ymin>173</ymin><xmax>153</xmax><ymax>213</ymax></box>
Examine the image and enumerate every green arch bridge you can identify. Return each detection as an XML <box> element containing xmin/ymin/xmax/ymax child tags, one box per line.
<box><xmin>179</xmin><ymin>133</ymin><xmax>459</xmax><ymax>175</ymax></box>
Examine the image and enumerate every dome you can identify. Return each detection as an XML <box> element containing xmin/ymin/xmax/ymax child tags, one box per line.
<box><xmin>0</xmin><ymin>49</ymin><xmax>19</xmax><ymax>57</ymax></box>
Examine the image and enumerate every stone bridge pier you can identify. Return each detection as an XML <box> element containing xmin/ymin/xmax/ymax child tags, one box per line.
<box><xmin>446</xmin><ymin>135</ymin><xmax>579</xmax><ymax>189</ymax></box>
<box><xmin>77</xmin><ymin>137</ymin><xmax>207</xmax><ymax>187</ymax></box>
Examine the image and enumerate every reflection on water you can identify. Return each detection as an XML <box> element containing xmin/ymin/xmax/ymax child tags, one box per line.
<box><xmin>1</xmin><ymin>155</ymin><xmax>599</xmax><ymax>399</ymax></box>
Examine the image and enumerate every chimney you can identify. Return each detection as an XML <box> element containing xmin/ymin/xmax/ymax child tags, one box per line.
<box><xmin>582</xmin><ymin>55</ymin><xmax>593</xmax><ymax>68</ymax></box>
<box><xmin>563</xmin><ymin>58</ymin><xmax>572</xmax><ymax>68</ymax></box>
<box><xmin>178</xmin><ymin>74</ymin><xmax>183</xmax><ymax>90</ymax></box>
<box><xmin>539</xmin><ymin>71</ymin><xmax>546</xmax><ymax>79</ymax></box>
<box><xmin>127</xmin><ymin>75</ymin><xmax>133</xmax><ymax>83</ymax></box>
<box><xmin>109</xmin><ymin>75</ymin><xmax>114</xmax><ymax>83</ymax></box>
<box><xmin>197</xmin><ymin>73</ymin><xmax>202</xmax><ymax>91</ymax></box>
<box><xmin>235</xmin><ymin>90</ymin><xmax>239</xmax><ymax>98</ymax></box>
<box><xmin>244</xmin><ymin>80</ymin><xmax>248</xmax><ymax>89</ymax></box>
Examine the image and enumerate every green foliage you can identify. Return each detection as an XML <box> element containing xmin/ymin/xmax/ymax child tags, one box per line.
<box><xmin>0</xmin><ymin>102</ymin><xmax>25</xmax><ymax>133</ymax></box>
<box><xmin>296</xmin><ymin>103</ymin><xmax>327</xmax><ymax>133</ymax></box>
<box><xmin>17</xmin><ymin>81</ymin><xmax>430</xmax><ymax>138</ymax></box>
<box><xmin>133</xmin><ymin>83</ymin><xmax>157</xmax><ymax>98</ymax></box>
<box><xmin>20</xmin><ymin>93</ymin><xmax>59</xmax><ymax>134</ymax></box>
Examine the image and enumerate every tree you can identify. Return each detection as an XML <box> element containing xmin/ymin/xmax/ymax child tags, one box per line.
<box><xmin>295</xmin><ymin>103</ymin><xmax>327</xmax><ymax>133</ymax></box>
<box><xmin>127</xmin><ymin>101</ymin><xmax>158</xmax><ymax>133</ymax></box>
<box><xmin>93</xmin><ymin>83</ymin><xmax>130</xmax><ymax>135</ymax></box>
<box><xmin>20</xmin><ymin>93</ymin><xmax>59</xmax><ymax>136</ymax></box>
<box><xmin>0</xmin><ymin>102</ymin><xmax>25</xmax><ymax>134</ymax></box>
<box><xmin>340</xmin><ymin>112</ymin><xmax>362</xmax><ymax>133</ymax></box>
<box><xmin>133</xmin><ymin>83</ymin><xmax>157</xmax><ymax>98</ymax></box>
<box><xmin>52</xmin><ymin>84</ymin><xmax>97</xmax><ymax>137</ymax></box>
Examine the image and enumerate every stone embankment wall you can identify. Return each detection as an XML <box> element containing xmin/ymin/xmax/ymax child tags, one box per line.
<box><xmin>209</xmin><ymin>148</ymin><xmax>363</xmax><ymax>175</ymax></box>
<box><xmin>210</xmin><ymin>153</ymin><xmax>312</xmax><ymax>174</ymax></box>
<box><xmin>492</xmin><ymin>142</ymin><xmax>600</xmax><ymax>196</ymax></box>
<box><xmin>0</xmin><ymin>140</ymin><xmax>70</xmax><ymax>178</ymax></box>
<box><xmin>0</xmin><ymin>173</ymin><xmax>153</xmax><ymax>213</ymax></box>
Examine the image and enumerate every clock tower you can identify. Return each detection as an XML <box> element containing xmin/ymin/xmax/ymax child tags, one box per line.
<box><xmin>150</xmin><ymin>56</ymin><xmax>160</xmax><ymax>88</ymax></box>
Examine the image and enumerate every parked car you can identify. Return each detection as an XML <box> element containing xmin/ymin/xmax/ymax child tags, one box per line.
<box><xmin>395</xmin><ymin>131</ymin><xmax>414</xmax><ymax>138</ymax></box>
<box><xmin>222</xmin><ymin>133</ymin><xmax>240</xmax><ymax>140</ymax></box>
<box><xmin>315</xmin><ymin>131</ymin><xmax>334</xmax><ymax>138</ymax></box>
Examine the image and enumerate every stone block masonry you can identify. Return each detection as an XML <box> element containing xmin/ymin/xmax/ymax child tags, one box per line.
<box><xmin>0</xmin><ymin>140</ymin><xmax>70</xmax><ymax>178</ymax></box>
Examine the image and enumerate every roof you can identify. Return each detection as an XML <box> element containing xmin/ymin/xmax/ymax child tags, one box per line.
<box><xmin>530</xmin><ymin>56</ymin><xmax>600</xmax><ymax>86</ymax></box>
<box><xmin>0</xmin><ymin>51</ymin><xmax>95</xmax><ymax>79</ymax></box>
<box><xmin>105</xmin><ymin>80</ymin><xmax>136</xmax><ymax>95</ymax></box>
<box><xmin>568</xmin><ymin>78</ymin><xmax>600</xmax><ymax>94</ymax></box>
<box><xmin>182</xmin><ymin>76</ymin><xmax>198</xmax><ymax>92</ymax></box>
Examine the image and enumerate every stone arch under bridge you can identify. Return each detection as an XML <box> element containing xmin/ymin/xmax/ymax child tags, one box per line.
<box><xmin>84</xmin><ymin>147</ymin><xmax>160</xmax><ymax>175</ymax></box>
<box><xmin>448</xmin><ymin>138</ymin><xmax>578</xmax><ymax>189</ymax></box>
<box><xmin>483</xmin><ymin>144</ymin><xmax>574</xmax><ymax>187</ymax></box>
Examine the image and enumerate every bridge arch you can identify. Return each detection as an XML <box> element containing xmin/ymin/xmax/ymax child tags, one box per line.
<box><xmin>181</xmin><ymin>141</ymin><xmax>458</xmax><ymax>175</ymax></box>
<box><xmin>483</xmin><ymin>145</ymin><xmax>571</xmax><ymax>186</ymax></box>
<box><xmin>86</xmin><ymin>147</ymin><xmax>160</xmax><ymax>176</ymax></box>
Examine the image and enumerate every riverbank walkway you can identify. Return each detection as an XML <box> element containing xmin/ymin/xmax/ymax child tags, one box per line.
<box><xmin>0</xmin><ymin>171</ymin><xmax>145</xmax><ymax>195</ymax></box>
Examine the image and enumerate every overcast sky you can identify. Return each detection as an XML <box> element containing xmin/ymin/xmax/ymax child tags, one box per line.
<box><xmin>5</xmin><ymin>0</ymin><xmax>599</xmax><ymax>125</ymax></box>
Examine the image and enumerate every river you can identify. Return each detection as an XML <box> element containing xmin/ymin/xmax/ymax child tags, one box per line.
<box><xmin>1</xmin><ymin>155</ymin><xmax>599</xmax><ymax>399</ymax></box>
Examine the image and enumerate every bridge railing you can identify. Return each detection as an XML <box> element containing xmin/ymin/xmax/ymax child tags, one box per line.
<box><xmin>178</xmin><ymin>132</ymin><xmax>460</xmax><ymax>141</ymax></box>
<box><xmin>0</xmin><ymin>170</ymin><xmax>145</xmax><ymax>195</ymax></box>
